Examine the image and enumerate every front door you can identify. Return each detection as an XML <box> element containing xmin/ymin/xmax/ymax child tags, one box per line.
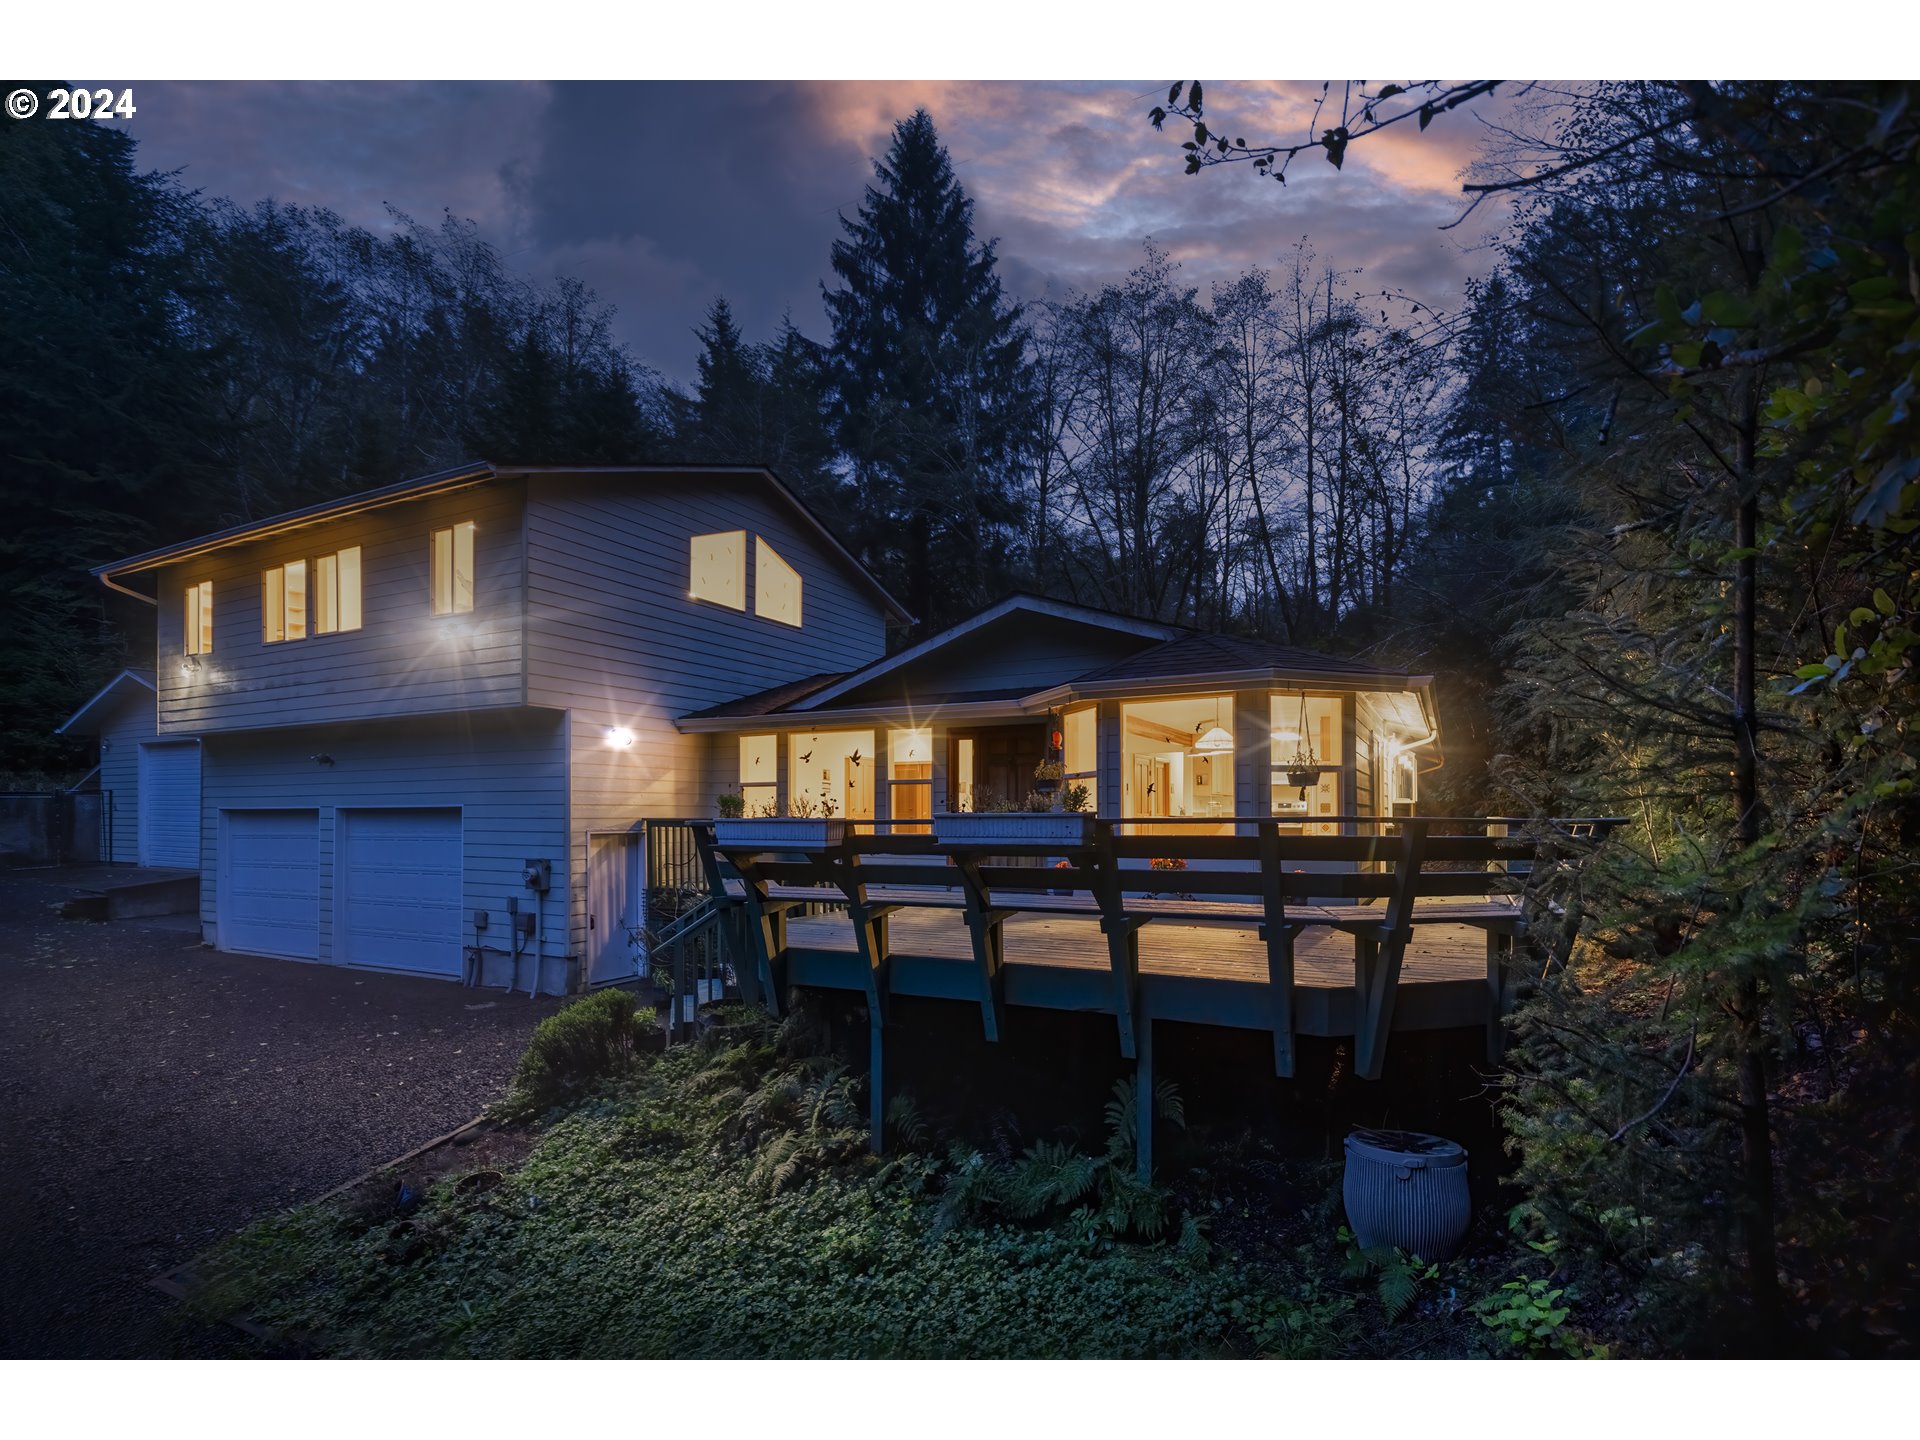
<box><xmin>587</xmin><ymin>832</ymin><xmax>646</xmax><ymax>984</ymax></box>
<box><xmin>948</xmin><ymin>724</ymin><xmax>1046</xmax><ymax>811</ymax></box>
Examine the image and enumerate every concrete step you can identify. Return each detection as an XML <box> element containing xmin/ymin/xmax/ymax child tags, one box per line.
<box><xmin>57</xmin><ymin>871</ymin><xmax>199</xmax><ymax>922</ymax></box>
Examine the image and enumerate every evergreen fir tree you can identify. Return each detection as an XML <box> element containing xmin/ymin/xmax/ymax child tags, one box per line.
<box><xmin>823</xmin><ymin>109</ymin><xmax>1037</xmax><ymax>631</ymax></box>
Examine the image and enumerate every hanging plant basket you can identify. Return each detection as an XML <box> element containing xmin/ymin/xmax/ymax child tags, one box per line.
<box><xmin>1284</xmin><ymin>766</ymin><xmax>1324</xmax><ymax>789</ymax></box>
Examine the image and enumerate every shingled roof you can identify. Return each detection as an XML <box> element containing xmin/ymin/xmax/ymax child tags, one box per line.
<box><xmin>1075</xmin><ymin>632</ymin><xmax>1419</xmax><ymax>685</ymax></box>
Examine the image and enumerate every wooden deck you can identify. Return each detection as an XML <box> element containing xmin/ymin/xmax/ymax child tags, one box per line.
<box><xmin>784</xmin><ymin>906</ymin><xmax>1490</xmax><ymax>988</ymax></box>
<box><xmin>775</xmin><ymin>902</ymin><xmax>1502</xmax><ymax>1040</ymax></box>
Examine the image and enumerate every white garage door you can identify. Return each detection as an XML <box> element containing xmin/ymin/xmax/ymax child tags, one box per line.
<box><xmin>219</xmin><ymin>809</ymin><xmax>319</xmax><ymax>958</ymax></box>
<box><xmin>338</xmin><ymin>808</ymin><xmax>463</xmax><ymax>977</ymax></box>
<box><xmin>138</xmin><ymin>741</ymin><xmax>201</xmax><ymax>869</ymax></box>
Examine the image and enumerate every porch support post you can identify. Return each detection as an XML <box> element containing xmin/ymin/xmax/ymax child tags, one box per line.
<box><xmin>1233</xmin><ymin>689</ymin><xmax>1270</xmax><ymax>838</ymax></box>
<box><xmin>1096</xmin><ymin>699</ymin><xmax>1123</xmax><ymax>820</ymax></box>
<box><xmin>1353</xmin><ymin>818</ymin><xmax>1427</xmax><ymax>1080</ymax></box>
<box><xmin>1135</xmin><ymin>1014</ymin><xmax>1155</xmax><ymax>1182</ymax></box>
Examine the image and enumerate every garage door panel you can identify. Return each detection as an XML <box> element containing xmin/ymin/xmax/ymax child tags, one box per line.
<box><xmin>220</xmin><ymin>809</ymin><xmax>319</xmax><ymax>959</ymax></box>
<box><xmin>340</xmin><ymin>808</ymin><xmax>462</xmax><ymax>977</ymax></box>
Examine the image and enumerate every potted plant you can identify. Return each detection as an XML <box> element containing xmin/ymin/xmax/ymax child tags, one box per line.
<box><xmin>713</xmin><ymin>792</ymin><xmax>847</xmax><ymax>850</ymax></box>
<box><xmin>1031</xmin><ymin>756</ymin><xmax>1064</xmax><ymax>795</ymax></box>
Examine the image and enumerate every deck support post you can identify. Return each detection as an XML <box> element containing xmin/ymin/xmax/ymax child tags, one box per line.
<box><xmin>954</xmin><ymin>854</ymin><xmax>1010</xmax><ymax>1041</ymax></box>
<box><xmin>1353</xmin><ymin>820</ymin><xmax>1428</xmax><ymax>1081</ymax></box>
<box><xmin>1090</xmin><ymin>826</ymin><xmax>1142</xmax><ymax>1059</ymax></box>
<box><xmin>1485</xmin><ymin>928</ymin><xmax>1516</xmax><ymax>1063</ymax></box>
<box><xmin>869</xmin><ymin>1002</ymin><xmax>886</xmax><ymax>1156</ymax></box>
<box><xmin>1256</xmin><ymin>821</ymin><xmax>1299</xmax><ymax>1078</ymax></box>
<box><xmin>1135</xmin><ymin>1014</ymin><xmax>1155</xmax><ymax>1182</ymax></box>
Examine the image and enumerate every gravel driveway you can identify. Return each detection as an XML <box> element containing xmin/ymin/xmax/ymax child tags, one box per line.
<box><xmin>0</xmin><ymin>867</ymin><xmax>561</xmax><ymax>1358</ymax></box>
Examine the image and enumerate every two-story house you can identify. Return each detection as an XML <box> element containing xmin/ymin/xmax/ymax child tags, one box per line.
<box><xmin>83</xmin><ymin>461</ymin><xmax>1442</xmax><ymax>995</ymax></box>
<box><xmin>88</xmin><ymin>463</ymin><xmax>908</xmax><ymax>993</ymax></box>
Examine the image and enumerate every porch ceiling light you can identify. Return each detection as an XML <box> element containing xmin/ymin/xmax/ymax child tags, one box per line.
<box><xmin>606</xmin><ymin>726</ymin><xmax>636</xmax><ymax>750</ymax></box>
<box><xmin>1194</xmin><ymin>725</ymin><xmax>1235</xmax><ymax>752</ymax></box>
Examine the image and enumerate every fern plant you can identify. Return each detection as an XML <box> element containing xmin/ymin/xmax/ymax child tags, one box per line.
<box><xmin>1338</xmin><ymin>1226</ymin><xmax>1438</xmax><ymax>1322</ymax></box>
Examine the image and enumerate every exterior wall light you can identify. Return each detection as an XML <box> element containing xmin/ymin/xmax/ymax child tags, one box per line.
<box><xmin>606</xmin><ymin>727</ymin><xmax>637</xmax><ymax>750</ymax></box>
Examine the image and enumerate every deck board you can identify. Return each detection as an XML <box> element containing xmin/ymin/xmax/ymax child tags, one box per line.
<box><xmin>783</xmin><ymin>908</ymin><xmax>1487</xmax><ymax>988</ymax></box>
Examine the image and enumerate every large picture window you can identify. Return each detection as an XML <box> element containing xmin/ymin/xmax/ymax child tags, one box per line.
<box><xmin>262</xmin><ymin>560</ymin><xmax>308</xmax><ymax>643</ymax></box>
<box><xmin>787</xmin><ymin>729</ymin><xmax>875</xmax><ymax>826</ymax></box>
<box><xmin>754</xmin><ymin>537</ymin><xmax>802</xmax><ymax>627</ymax></box>
<box><xmin>689</xmin><ymin>530</ymin><xmax>746</xmax><ymax>610</ymax></box>
<box><xmin>432</xmin><ymin>522</ymin><xmax>476</xmax><ymax>615</ymax></box>
<box><xmin>1120</xmin><ymin>695</ymin><xmax>1235</xmax><ymax>834</ymax></box>
<box><xmin>184</xmin><ymin>580</ymin><xmax>213</xmax><ymax>655</ymax></box>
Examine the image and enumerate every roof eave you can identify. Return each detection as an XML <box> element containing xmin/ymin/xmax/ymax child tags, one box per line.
<box><xmin>679</xmin><ymin>696</ymin><xmax>1039</xmax><ymax>733</ymax></box>
<box><xmin>1050</xmin><ymin>668</ymin><xmax>1432</xmax><ymax>702</ymax></box>
<box><xmin>56</xmin><ymin>669</ymin><xmax>157</xmax><ymax>735</ymax></box>
<box><xmin>94</xmin><ymin>462</ymin><xmax>498</xmax><ymax>581</ymax></box>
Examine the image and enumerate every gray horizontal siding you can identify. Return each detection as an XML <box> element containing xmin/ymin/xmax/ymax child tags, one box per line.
<box><xmin>525</xmin><ymin>472</ymin><xmax>889</xmax><ymax>953</ymax></box>
<box><xmin>199</xmin><ymin>709</ymin><xmax>569</xmax><ymax>978</ymax></box>
<box><xmin>828</xmin><ymin>616</ymin><xmax>1154</xmax><ymax>706</ymax></box>
<box><xmin>154</xmin><ymin>479</ymin><xmax>527</xmax><ymax>735</ymax></box>
<box><xmin>97</xmin><ymin>693</ymin><xmax>156</xmax><ymax>865</ymax></box>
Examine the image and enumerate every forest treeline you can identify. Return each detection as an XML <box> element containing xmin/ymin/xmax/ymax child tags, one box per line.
<box><xmin>3</xmin><ymin>83</ymin><xmax>1916</xmax><ymax>1355</ymax></box>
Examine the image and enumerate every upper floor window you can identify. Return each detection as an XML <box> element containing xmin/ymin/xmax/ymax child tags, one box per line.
<box><xmin>432</xmin><ymin>522</ymin><xmax>476</xmax><ymax>615</ymax></box>
<box><xmin>262</xmin><ymin>560</ymin><xmax>308</xmax><ymax>643</ymax></box>
<box><xmin>183</xmin><ymin>580</ymin><xmax>213</xmax><ymax>655</ymax></box>
<box><xmin>755</xmin><ymin>538</ymin><xmax>802</xmax><ymax>627</ymax></box>
<box><xmin>689</xmin><ymin>530</ymin><xmax>745</xmax><ymax>610</ymax></box>
<box><xmin>315</xmin><ymin>546</ymin><xmax>363</xmax><ymax>634</ymax></box>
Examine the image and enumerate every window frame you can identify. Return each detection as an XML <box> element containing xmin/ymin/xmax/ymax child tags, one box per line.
<box><xmin>314</xmin><ymin>545</ymin><xmax>363</xmax><ymax>635</ymax></box>
<box><xmin>739</xmin><ymin>733</ymin><xmax>779</xmax><ymax>817</ymax></box>
<box><xmin>754</xmin><ymin>536</ymin><xmax>803</xmax><ymax>628</ymax></box>
<box><xmin>183</xmin><ymin>579</ymin><xmax>213</xmax><ymax>656</ymax></box>
<box><xmin>261</xmin><ymin>559</ymin><xmax>309</xmax><ymax>644</ymax></box>
<box><xmin>886</xmin><ymin>728</ymin><xmax>934</xmax><ymax>833</ymax></box>
<box><xmin>688</xmin><ymin>530</ymin><xmax>747</xmax><ymax>612</ymax></box>
<box><xmin>432</xmin><ymin>521</ymin><xmax>477</xmax><ymax>616</ymax></box>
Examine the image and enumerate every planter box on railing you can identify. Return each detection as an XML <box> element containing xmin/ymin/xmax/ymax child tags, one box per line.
<box><xmin>933</xmin><ymin>812</ymin><xmax>1097</xmax><ymax>848</ymax></box>
<box><xmin>713</xmin><ymin>817</ymin><xmax>847</xmax><ymax>850</ymax></box>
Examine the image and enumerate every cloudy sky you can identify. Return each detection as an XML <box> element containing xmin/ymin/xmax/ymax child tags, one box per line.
<box><xmin>111</xmin><ymin>80</ymin><xmax>1514</xmax><ymax>381</ymax></box>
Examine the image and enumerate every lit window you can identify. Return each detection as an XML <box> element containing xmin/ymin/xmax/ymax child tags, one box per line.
<box><xmin>184</xmin><ymin>580</ymin><xmax>213</xmax><ymax>655</ymax></box>
<box><xmin>887</xmin><ymin>728</ymin><xmax>933</xmax><ymax>833</ymax></box>
<box><xmin>754</xmin><ymin>537</ymin><xmax>802</xmax><ymax>627</ymax></box>
<box><xmin>1270</xmin><ymin>692</ymin><xmax>1344</xmax><ymax>832</ymax></box>
<box><xmin>262</xmin><ymin>560</ymin><xmax>308</xmax><ymax>643</ymax></box>
<box><xmin>315</xmin><ymin>546</ymin><xmax>362</xmax><ymax>634</ymax></box>
<box><xmin>1062</xmin><ymin>705</ymin><xmax>1098</xmax><ymax>812</ymax></box>
<box><xmin>739</xmin><ymin>734</ymin><xmax>777</xmax><ymax>816</ymax></box>
<box><xmin>432</xmin><ymin>522</ymin><xmax>475</xmax><ymax>615</ymax></box>
<box><xmin>690</xmin><ymin>530</ymin><xmax>745</xmax><ymax>610</ymax></box>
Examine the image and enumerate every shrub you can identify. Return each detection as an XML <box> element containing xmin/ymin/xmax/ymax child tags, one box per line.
<box><xmin>498</xmin><ymin>990</ymin><xmax>654</xmax><ymax>1119</ymax></box>
<box><xmin>715</xmin><ymin>788</ymin><xmax>745</xmax><ymax>819</ymax></box>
